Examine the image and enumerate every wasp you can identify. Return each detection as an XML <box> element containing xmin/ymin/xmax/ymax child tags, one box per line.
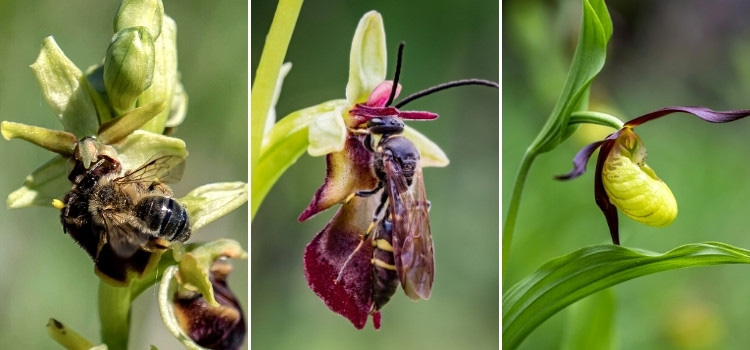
<box><xmin>60</xmin><ymin>137</ymin><xmax>190</xmax><ymax>283</ymax></box>
<box><xmin>339</xmin><ymin>114</ymin><xmax>434</xmax><ymax>313</ymax></box>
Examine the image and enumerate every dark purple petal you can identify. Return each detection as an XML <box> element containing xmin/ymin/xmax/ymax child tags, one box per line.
<box><xmin>555</xmin><ymin>137</ymin><xmax>614</xmax><ymax>180</ymax></box>
<box><xmin>397</xmin><ymin>110</ymin><xmax>439</xmax><ymax>120</ymax></box>
<box><xmin>625</xmin><ymin>106</ymin><xmax>750</xmax><ymax>127</ymax></box>
<box><xmin>593</xmin><ymin>139</ymin><xmax>620</xmax><ymax>245</ymax></box>
<box><xmin>349</xmin><ymin>105</ymin><xmax>439</xmax><ymax>127</ymax></box>
<box><xmin>303</xmin><ymin>194</ymin><xmax>380</xmax><ymax>329</ymax></box>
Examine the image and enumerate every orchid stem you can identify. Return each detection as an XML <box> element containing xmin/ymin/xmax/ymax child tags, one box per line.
<box><xmin>502</xmin><ymin>149</ymin><xmax>536</xmax><ymax>275</ymax></box>
<box><xmin>98</xmin><ymin>282</ymin><xmax>132</xmax><ymax>350</ymax></box>
<box><xmin>568</xmin><ymin>111</ymin><xmax>624</xmax><ymax>129</ymax></box>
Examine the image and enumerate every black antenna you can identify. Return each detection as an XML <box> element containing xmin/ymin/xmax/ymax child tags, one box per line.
<box><xmin>385</xmin><ymin>41</ymin><xmax>405</xmax><ymax>107</ymax></box>
<box><xmin>394</xmin><ymin>79</ymin><xmax>499</xmax><ymax>108</ymax></box>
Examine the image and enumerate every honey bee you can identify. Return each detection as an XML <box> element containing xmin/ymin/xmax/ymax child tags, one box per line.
<box><xmin>60</xmin><ymin>137</ymin><xmax>191</xmax><ymax>283</ymax></box>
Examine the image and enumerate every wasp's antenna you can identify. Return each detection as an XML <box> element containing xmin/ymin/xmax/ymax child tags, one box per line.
<box><xmin>385</xmin><ymin>42</ymin><xmax>406</xmax><ymax>107</ymax></box>
<box><xmin>394</xmin><ymin>79</ymin><xmax>499</xmax><ymax>108</ymax></box>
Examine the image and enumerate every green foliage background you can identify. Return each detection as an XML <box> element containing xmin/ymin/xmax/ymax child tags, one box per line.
<box><xmin>0</xmin><ymin>0</ymin><xmax>247</xmax><ymax>348</ymax></box>
<box><xmin>504</xmin><ymin>0</ymin><xmax>750</xmax><ymax>349</ymax></box>
<box><xmin>251</xmin><ymin>0</ymin><xmax>499</xmax><ymax>349</ymax></box>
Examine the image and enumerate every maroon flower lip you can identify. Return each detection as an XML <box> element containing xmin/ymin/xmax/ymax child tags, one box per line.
<box><xmin>557</xmin><ymin>106</ymin><xmax>750</xmax><ymax>244</ymax></box>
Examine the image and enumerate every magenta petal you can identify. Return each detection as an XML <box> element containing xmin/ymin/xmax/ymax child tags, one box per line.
<box><xmin>367</xmin><ymin>81</ymin><xmax>402</xmax><ymax>107</ymax></box>
<box><xmin>303</xmin><ymin>195</ymin><xmax>380</xmax><ymax>329</ymax></box>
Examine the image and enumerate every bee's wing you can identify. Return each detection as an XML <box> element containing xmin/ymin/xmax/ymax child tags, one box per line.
<box><xmin>99</xmin><ymin>210</ymin><xmax>150</xmax><ymax>258</ymax></box>
<box><xmin>385</xmin><ymin>160</ymin><xmax>434</xmax><ymax>301</ymax></box>
<box><xmin>116</xmin><ymin>155</ymin><xmax>185</xmax><ymax>185</ymax></box>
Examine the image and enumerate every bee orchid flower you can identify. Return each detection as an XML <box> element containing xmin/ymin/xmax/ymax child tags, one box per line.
<box><xmin>292</xmin><ymin>11</ymin><xmax>449</xmax><ymax>330</ymax></box>
<box><xmin>558</xmin><ymin>106</ymin><xmax>750</xmax><ymax>244</ymax></box>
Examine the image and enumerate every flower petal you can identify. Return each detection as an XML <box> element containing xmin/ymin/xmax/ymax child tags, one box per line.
<box><xmin>298</xmin><ymin>135</ymin><xmax>378</xmax><ymax>222</ymax></box>
<box><xmin>308</xmin><ymin>106</ymin><xmax>347</xmax><ymax>156</ymax></box>
<box><xmin>403</xmin><ymin>125</ymin><xmax>449</xmax><ymax>168</ymax></box>
<box><xmin>625</xmin><ymin>106</ymin><xmax>750</xmax><ymax>127</ymax></box>
<box><xmin>303</xmin><ymin>194</ymin><xmax>380</xmax><ymax>329</ymax></box>
<box><xmin>346</xmin><ymin>11</ymin><xmax>387</xmax><ymax>104</ymax></box>
<box><xmin>555</xmin><ymin>138</ymin><xmax>611</xmax><ymax>180</ymax></box>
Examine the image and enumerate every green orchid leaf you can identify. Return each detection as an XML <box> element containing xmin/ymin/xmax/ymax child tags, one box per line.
<box><xmin>31</xmin><ymin>37</ymin><xmax>100</xmax><ymax>138</ymax></box>
<box><xmin>530</xmin><ymin>0</ymin><xmax>612</xmax><ymax>154</ymax></box>
<box><xmin>1</xmin><ymin>121</ymin><xmax>77</xmax><ymax>156</ymax></box>
<box><xmin>250</xmin><ymin>0</ymin><xmax>303</xmax><ymax>175</ymax></box>
<box><xmin>180</xmin><ymin>182</ymin><xmax>248</xmax><ymax>232</ymax></box>
<box><xmin>252</xmin><ymin>99</ymin><xmax>349</xmax><ymax>217</ymax></box>
<box><xmin>403</xmin><ymin>125</ymin><xmax>449</xmax><ymax>168</ymax></box>
<box><xmin>345</xmin><ymin>11</ymin><xmax>387</xmax><ymax>104</ymax></box>
<box><xmin>7</xmin><ymin>156</ymin><xmax>69</xmax><ymax>208</ymax></box>
<box><xmin>138</xmin><ymin>15</ymin><xmax>177</xmax><ymax>133</ymax></box>
<box><xmin>560</xmin><ymin>289</ymin><xmax>617</xmax><ymax>350</ymax></box>
<box><xmin>98</xmin><ymin>101</ymin><xmax>167</xmax><ymax>144</ymax></box>
<box><xmin>503</xmin><ymin>242</ymin><xmax>750</xmax><ymax>349</ymax></box>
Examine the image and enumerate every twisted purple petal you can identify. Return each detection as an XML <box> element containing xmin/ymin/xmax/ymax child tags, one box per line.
<box><xmin>625</xmin><ymin>106</ymin><xmax>750</xmax><ymax>127</ymax></box>
<box><xmin>555</xmin><ymin>138</ymin><xmax>612</xmax><ymax>180</ymax></box>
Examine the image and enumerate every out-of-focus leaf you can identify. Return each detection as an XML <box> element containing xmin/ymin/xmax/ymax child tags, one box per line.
<box><xmin>560</xmin><ymin>289</ymin><xmax>617</xmax><ymax>350</ymax></box>
<box><xmin>180</xmin><ymin>182</ymin><xmax>248</xmax><ymax>232</ymax></box>
<box><xmin>503</xmin><ymin>242</ymin><xmax>750</xmax><ymax>349</ymax></box>
<box><xmin>138</xmin><ymin>15</ymin><xmax>177</xmax><ymax>133</ymax></box>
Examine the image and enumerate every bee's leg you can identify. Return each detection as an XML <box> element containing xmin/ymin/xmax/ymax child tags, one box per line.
<box><xmin>336</xmin><ymin>191</ymin><xmax>388</xmax><ymax>283</ymax></box>
<box><xmin>343</xmin><ymin>180</ymin><xmax>383</xmax><ymax>204</ymax></box>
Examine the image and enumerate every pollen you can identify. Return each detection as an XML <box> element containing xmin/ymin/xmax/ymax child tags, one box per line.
<box><xmin>51</xmin><ymin>199</ymin><xmax>65</xmax><ymax>210</ymax></box>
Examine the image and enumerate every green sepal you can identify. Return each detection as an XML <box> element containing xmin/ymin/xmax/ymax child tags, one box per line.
<box><xmin>345</xmin><ymin>11</ymin><xmax>387</xmax><ymax>104</ymax></box>
<box><xmin>98</xmin><ymin>101</ymin><xmax>167</xmax><ymax>144</ymax></box>
<box><xmin>138</xmin><ymin>15</ymin><xmax>178</xmax><ymax>133</ymax></box>
<box><xmin>180</xmin><ymin>182</ymin><xmax>248</xmax><ymax>232</ymax></box>
<box><xmin>31</xmin><ymin>37</ymin><xmax>100</xmax><ymax>138</ymax></box>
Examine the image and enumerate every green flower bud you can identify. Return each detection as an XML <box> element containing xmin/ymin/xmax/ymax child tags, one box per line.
<box><xmin>104</xmin><ymin>26</ymin><xmax>155</xmax><ymax>116</ymax></box>
<box><xmin>114</xmin><ymin>0</ymin><xmax>164</xmax><ymax>39</ymax></box>
<box><xmin>601</xmin><ymin>127</ymin><xmax>677</xmax><ymax>227</ymax></box>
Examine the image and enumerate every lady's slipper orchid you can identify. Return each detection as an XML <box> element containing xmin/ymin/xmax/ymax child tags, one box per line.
<box><xmin>558</xmin><ymin>106</ymin><xmax>750</xmax><ymax>244</ymax></box>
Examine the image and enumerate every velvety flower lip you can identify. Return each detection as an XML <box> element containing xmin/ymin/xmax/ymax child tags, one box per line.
<box><xmin>557</xmin><ymin>106</ymin><xmax>750</xmax><ymax>244</ymax></box>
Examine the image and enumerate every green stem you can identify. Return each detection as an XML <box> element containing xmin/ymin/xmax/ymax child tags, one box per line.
<box><xmin>502</xmin><ymin>149</ymin><xmax>536</xmax><ymax>274</ymax></box>
<box><xmin>98</xmin><ymin>282</ymin><xmax>132</xmax><ymax>350</ymax></box>
<box><xmin>568</xmin><ymin>110</ymin><xmax>624</xmax><ymax>129</ymax></box>
<box><xmin>250</xmin><ymin>0</ymin><xmax>303</xmax><ymax>219</ymax></box>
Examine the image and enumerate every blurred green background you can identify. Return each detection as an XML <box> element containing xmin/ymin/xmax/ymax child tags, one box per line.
<box><xmin>504</xmin><ymin>0</ymin><xmax>750</xmax><ymax>349</ymax></box>
<box><xmin>0</xmin><ymin>0</ymin><xmax>247</xmax><ymax>349</ymax></box>
<box><xmin>251</xmin><ymin>1</ymin><xmax>498</xmax><ymax>349</ymax></box>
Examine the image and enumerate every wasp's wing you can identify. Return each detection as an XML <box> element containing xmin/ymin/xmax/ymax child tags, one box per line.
<box><xmin>99</xmin><ymin>210</ymin><xmax>150</xmax><ymax>258</ymax></box>
<box><xmin>116</xmin><ymin>155</ymin><xmax>185</xmax><ymax>185</ymax></box>
<box><xmin>385</xmin><ymin>160</ymin><xmax>434</xmax><ymax>300</ymax></box>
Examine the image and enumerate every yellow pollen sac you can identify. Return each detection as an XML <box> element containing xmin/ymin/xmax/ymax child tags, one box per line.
<box><xmin>601</xmin><ymin>128</ymin><xmax>677</xmax><ymax>227</ymax></box>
